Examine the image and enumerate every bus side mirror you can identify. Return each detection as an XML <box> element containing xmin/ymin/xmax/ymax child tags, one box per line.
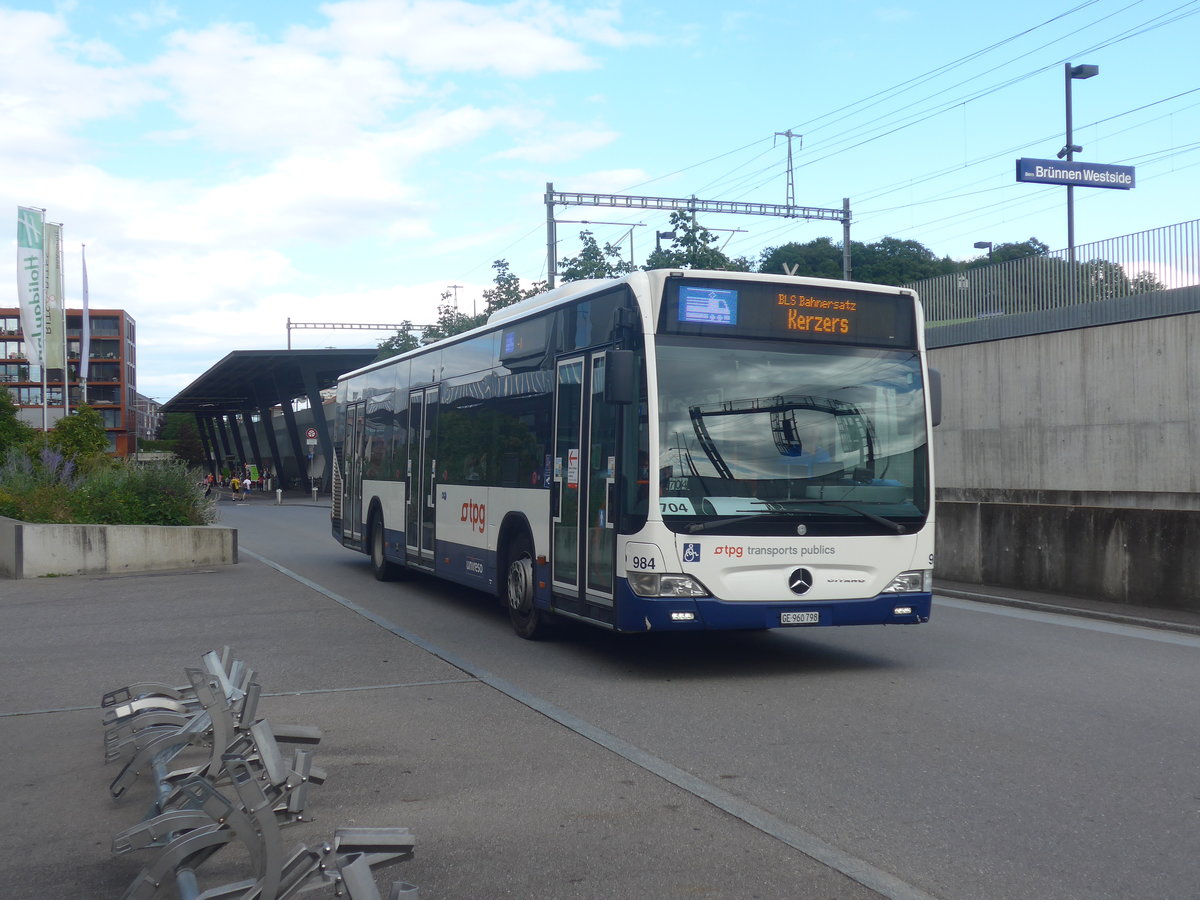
<box><xmin>605</xmin><ymin>350</ymin><xmax>636</xmax><ymax>405</ymax></box>
<box><xmin>928</xmin><ymin>367</ymin><xmax>942</xmax><ymax>427</ymax></box>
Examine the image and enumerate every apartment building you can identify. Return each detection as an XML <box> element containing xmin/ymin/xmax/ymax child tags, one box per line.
<box><xmin>1</xmin><ymin>307</ymin><xmax>138</xmax><ymax>455</ymax></box>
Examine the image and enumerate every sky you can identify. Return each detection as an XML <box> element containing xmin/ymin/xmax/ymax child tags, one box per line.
<box><xmin>4</xmin><ymin>0</ymin><xmax>1198</xmax><ymax>405</ymax></box>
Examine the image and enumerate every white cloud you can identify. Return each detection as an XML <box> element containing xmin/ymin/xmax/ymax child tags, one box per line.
<box><xmin>556</xmin><ymin>168</ymin><xmax>652</xmax><ymax>193</ymax></box>
<box><xmin>122</xmin><ymin>2</ymin><xmax>181</xmax><ymax>31</ymax></box>
<box><xmin>154</xmin><ymin>22</ymin><xmax>421</xmax><ymax>152</ymax></box>
<box><xmin>310</xmin><ymin>0</ymin><xmax>601</xmax><ymax>77</ymax></box>
<box><xmin>0</xmin><ymin>9</ymin><xmax>160</xmax><ymax>161</ymax></box>
<box><xmin>492</xmin><ymin>126</ymin><xmax>619</xmax><ymax>163</ymax></box>
<box><xmin>0</xmin><ymin>2</ymin><xmax>651</xmax><ymax>401</ymax></box>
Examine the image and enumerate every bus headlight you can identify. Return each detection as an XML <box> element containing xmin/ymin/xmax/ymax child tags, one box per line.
<box><xmin>628</xmin><ymin>573</ymin><xmax>709</xmax><ymax>598</ymax></box>
<box><xmin>883</xmin><ymin>570</ymin><xmax>933</xmax><ymax>593</ymax></box>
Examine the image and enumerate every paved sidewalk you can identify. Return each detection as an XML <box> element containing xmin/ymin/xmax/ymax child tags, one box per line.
<box><xmin>0</xmin><ymin>553</ymin><xmax>878</xmax><ymax>900</ymax></box>
<box><xmin>5</xmin><ymin>516</ymin><xmax>1197</xmax><ymax>898</ymax></box>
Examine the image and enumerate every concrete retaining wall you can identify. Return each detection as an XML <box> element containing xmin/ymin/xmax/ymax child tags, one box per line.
<box><xmin>929</xmin><ymin>310</ymin><xmax>1200</xmax><ymax>502</ymax></box>
<box><xmin>936</xmin><ymin>501</ymin><xmax>1200</xmax><ymax>614</ymax></box>
<box><xmin>928</xmin><ymin>297</ymin><xmax>1200</xmax><ymax>612</ymax></box>
<box><xmin>0</xmin><ymin>517</ymin><xmax>237</xmax><ymax>579</ymax></box>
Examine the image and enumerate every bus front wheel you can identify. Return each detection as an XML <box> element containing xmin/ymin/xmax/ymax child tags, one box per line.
<box><xmin>505</xmin><ymin>534</ymin><xmax>552</xmax><ymax>640</ymax></box>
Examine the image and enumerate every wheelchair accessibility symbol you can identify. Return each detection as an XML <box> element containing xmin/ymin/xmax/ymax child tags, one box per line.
<box><xmin>682</xmin><ymin>543</ymin><xmax>701</xmax><ymax>563</ymax></box>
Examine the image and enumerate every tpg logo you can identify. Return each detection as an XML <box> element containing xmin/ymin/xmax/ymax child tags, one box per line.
<box><xmin>460</xmin><ymin>500</ymin><xmax>486</xmax><ymax>533</ymax></box>
<box><xmin>713</xmin><ymin>545</ymin><xmax>744</xmax><ymax>558</ymax></box>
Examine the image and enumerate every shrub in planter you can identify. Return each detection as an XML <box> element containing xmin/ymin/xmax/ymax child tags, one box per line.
<box><xmin>69</xmin><ymin>462</ymin><xmax>215</xmax><ymax>526</ymax></box>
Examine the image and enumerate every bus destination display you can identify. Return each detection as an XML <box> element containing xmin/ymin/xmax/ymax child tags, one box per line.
<box><xmin>665</xmin><ymin>278</ymin><xmax>916</xmax><ymax>348</ymax></box>
<box><xmin>678</xmin><ymin>286</ymin><xmax>738</xmax><ymax>325</ymax></box>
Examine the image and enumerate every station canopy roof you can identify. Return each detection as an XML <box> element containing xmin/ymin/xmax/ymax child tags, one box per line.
<box><xmin>162</xmin><ymin>349</ymin><xmax>379</xmax><ymax>416</ymax></box>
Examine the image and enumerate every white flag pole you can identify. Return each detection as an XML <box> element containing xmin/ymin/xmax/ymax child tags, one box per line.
<box><xmin>41</xmin><ymin>234</ymin><xmax>48</xmax><ymax>431</ymax></box>
<box><xmin>81</xmin><ymin>244</ymin><xmax>90</xmax><ymax>406</ymax></box>
<box><xmin>57</xmin><ymin>225</ymin><xmax>67</xmax><ymax>420</ymax></box>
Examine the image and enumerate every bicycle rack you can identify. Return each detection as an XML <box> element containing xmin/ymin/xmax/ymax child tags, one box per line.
<box><xmin>102</xmin><ymin>649</ymin><xmax>417</xmax><ymax>900</ymax></box>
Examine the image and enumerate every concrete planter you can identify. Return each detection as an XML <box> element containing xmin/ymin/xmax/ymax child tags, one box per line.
<box><xmin>0</xmin><ymin>516</ymin><xmax>237</xmax><ymax>579</ymax></box>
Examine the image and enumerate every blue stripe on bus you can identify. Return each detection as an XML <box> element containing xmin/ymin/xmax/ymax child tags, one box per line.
<box><xmin>434</xmin><ymin>539</ymin><xmax>497</xmax><ymax>591</ymax></box>
<box><xmin>354</xmin><ymin>525</ymin><xmax>930</xmax><ymax>633</ymax></box>
<box><xmin>613</xmin><ymin>580</ymin><xmax>931</xmax><ymax>632</ymax></box>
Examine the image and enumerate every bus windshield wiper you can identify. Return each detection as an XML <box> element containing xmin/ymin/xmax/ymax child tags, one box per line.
<box><xmin>685</xmin><ymin>510</ymin><xmax>806</xmax><ymax>534</ymax></box>
<box><xmin>772</xmin><ymin>499</ymin><xmax>906</xmax><ymax>533</ymax></box>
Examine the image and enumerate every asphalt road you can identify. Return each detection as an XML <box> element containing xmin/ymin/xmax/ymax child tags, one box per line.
<box><xmin>220</xmin><ymin>499</ymin><xmax>1200</xmax><ymax>900</ymax></box>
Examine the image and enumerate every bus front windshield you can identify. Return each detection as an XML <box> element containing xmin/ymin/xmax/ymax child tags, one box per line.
<box><xmin>655</xmin><ymin>337</ymin><xmax>930</xmax><ymax>536</ymax></box>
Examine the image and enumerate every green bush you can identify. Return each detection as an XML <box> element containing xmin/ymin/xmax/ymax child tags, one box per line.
<box><xmin>0</xmin><ymin>449</ymin><xmax>214</xmax><ymax>526</ymax></box>
<box><xmin>0</xmin><ymin>487</ymin><xmax>20</xmax><ymax>519</ymax></box>
<box><xmin>69</xmin><ymin>462</ymin><xmax>215</xmax><ymax>526</ymax></box>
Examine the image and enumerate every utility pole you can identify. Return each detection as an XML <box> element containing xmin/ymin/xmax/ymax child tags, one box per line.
<box><xmin>774</xmin><ymin>130</ymin><xmax>801</xmax><ymax>208</ymax></box>
<box><xmin>545</xmin><ymin>182</ymin><xmax>558</xmax><ymax>288</ymax></box>
<box><xmin>448</xmin><ymin>283</ymin><xmax>466</xmax><ymax>314</ymax></box>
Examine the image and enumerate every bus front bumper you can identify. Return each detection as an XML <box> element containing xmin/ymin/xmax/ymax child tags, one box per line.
<box><xmin>615</xmin><ymin>581</ymin><xmax>932</xmax><ymax>632</ymax></box>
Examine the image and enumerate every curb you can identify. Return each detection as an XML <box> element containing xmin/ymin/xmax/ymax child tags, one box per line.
<box><xmin>935</xmin><ymin>586</ymin><xmax>1200</xmax><ymax>637</ymax></box>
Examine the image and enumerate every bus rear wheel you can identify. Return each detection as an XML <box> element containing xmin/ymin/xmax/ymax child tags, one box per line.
<box><xmin>505</xmin><ymin>534</ymin><xmax>552</xmax><ymax>640</ymax></box>
<box><xmin>370</xmin><ymin>514</ymin><xmax>400</xmax><ymax>581</ymax></box>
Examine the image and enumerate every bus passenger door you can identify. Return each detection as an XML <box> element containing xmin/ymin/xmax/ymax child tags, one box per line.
<box><xmin>405</xmin><ymin>386</ymin><xmax>439</xmax><ymax>567</ymax></box>
<box><xmin>343</xmin><ymin>401</ymin><xmax>365</xmax><ymax>542</ymax></box>
<box><xmin>552</xmin><ymin>352</ymin><xmax>619</xmax><ymax>612</ymax></box>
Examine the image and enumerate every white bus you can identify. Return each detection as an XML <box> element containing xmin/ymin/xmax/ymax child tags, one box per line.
<box><xmin>331</xmin><ymin>269</ymin><xmax>940</xmax><ymax>639</ymax></box>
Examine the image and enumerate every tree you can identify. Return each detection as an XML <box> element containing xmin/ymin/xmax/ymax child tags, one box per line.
<box><xmin>421</xmin><ymin>290</ymin><xmax>485</xmax><ymax>344</ymax></box>
<box><xmin>759</xmin><ymin>236</ymin><xmax>955</xmax><ymax>284</ymax></box>
<box><xmin>1129</xmin><ymin>269</ymin><xmax>1167</xmax><ymax>294</ymax></box>
<box><xmin>159</xmin><ymin>412</ymin><xmax>192</xmax><ymax>443</ymax></box>
<box><xmin>643</xmin><ymin>210</ymin><xmax>750</xmax><ymax>271</ymax></box>
<box><xmin>47</xmin><ymin>403</ymin><xmax>108</xmax><ymax>463</ymax></box>
<box><xmin>558</xmin><ymin>231</ymin><xmax>636</xmax><ymax>282</ymax></box>
<box><xmin>481</xmin><ymin>259</ymin><xmax>545</xmax><ymax>315</ymax></box>
<box><xmin>966</xmin><ymin>237</ymin><xmax>1050</xmax><ymax>268</ymax></box>
<box><xmin>374</xmin><ymin>321</ymin><xmax>422</xmax><ymax>361</ymax></box>
<box><xmin>172</xmin><ymin>420</ymin><xmax>206</xmax><ymax>467</ymax></box>
<box><xmin>418</xmin><ymin>261</ymin><xmax>547</xmax><ymax>346</ymax></box>
<box><xmin>852</xmin><ymin>236</ymin><xmax>957</xmax><ymax>284</ymax></box>
<box><xmin>759</xmin><ymin>237</ymin><xmax>845</xmax><ymax>278</ymax></box>
<box><xmin>0</xmin><ymin>388</ymin><xmax>34</xmax><ymax>454</ymax></box>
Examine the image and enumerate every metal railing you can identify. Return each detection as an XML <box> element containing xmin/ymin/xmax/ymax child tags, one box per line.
<box><xmin>907</xmin><ymin>219</ymin><xmax>1200</xmax><ymax>326</ymax></box>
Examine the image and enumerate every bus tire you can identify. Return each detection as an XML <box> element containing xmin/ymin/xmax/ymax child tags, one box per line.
<box><xmin>504</xmin><ymin>533</ymin><xmax>552</xmax><ymax>640</ymax></box>
<box><xmin>369</xmin><ymin>513</ymin><xmax>400</xmax><ymax>581</ymax></box>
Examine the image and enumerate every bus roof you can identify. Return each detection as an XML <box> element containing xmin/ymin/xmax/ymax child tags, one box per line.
<box><xmin>338</xmin><ymin>269</ymin><xmax>919</xmax><ymax>384</ymax></box>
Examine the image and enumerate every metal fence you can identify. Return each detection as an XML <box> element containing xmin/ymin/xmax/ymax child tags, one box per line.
<box><xmin>907</xmin><ymin>218</ymin><xmax>1200</xmax><ymax>326</ymax></box>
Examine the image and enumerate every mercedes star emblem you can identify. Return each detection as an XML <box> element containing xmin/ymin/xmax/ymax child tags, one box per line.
<box><xmin>788</xmin><ymin>568</ymin><xmax>814</xmax><ymax>595</ymax></box>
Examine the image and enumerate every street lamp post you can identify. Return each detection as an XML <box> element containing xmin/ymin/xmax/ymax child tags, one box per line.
<box><xmin>1062</xmin><ymin>62</ymin><xmax>1099</xmax><ymax>285</ymax></box>
<box><xmin>973</xmin><ymin>240</ymin><xmax>993</xmax><ymax>263</ymax></box>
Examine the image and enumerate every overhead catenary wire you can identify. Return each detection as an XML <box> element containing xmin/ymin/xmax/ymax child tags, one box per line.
<box><xmin>476</xmin><ymin>0</ymin><xmax>1199</xmax><ymax>279</ymax></box>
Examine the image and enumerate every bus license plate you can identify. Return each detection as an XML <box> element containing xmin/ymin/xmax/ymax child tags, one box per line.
<box><xmin>781</xmin><ymin>611</ymin><xmax>820</xmax><ymax>625</ymax></box>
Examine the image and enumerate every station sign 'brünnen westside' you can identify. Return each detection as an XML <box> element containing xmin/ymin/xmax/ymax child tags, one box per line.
<box><xmin>1015</xmin><ymin>158</ymin><xmax>1136</xmax><ymax>190</ymax></box>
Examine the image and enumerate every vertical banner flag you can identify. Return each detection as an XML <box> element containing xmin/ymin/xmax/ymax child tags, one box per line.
<box><xmin>81</xmin><ymin>244</ymin><xmax>90</xmax><ymax>386</ymax></box>
<box><xmin>43</xmin><ymin>221</ymin><xmax>66</xmax><ymax>370</ymax></box>
<box><xmin>17</xmin><ymin>206</ymin><xmax>46</xmax><ymax>368</ymax></box>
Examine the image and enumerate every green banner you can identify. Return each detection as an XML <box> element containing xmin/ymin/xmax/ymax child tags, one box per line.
<box><xmin>17</xmin><ymin>206</ymin><xmax>46</xmax><ymax>368</ymax></box>
<box><xmin>43</xmin><ymin>221</ymin><xmax>65</xmax><ymax>370</ymax></box>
